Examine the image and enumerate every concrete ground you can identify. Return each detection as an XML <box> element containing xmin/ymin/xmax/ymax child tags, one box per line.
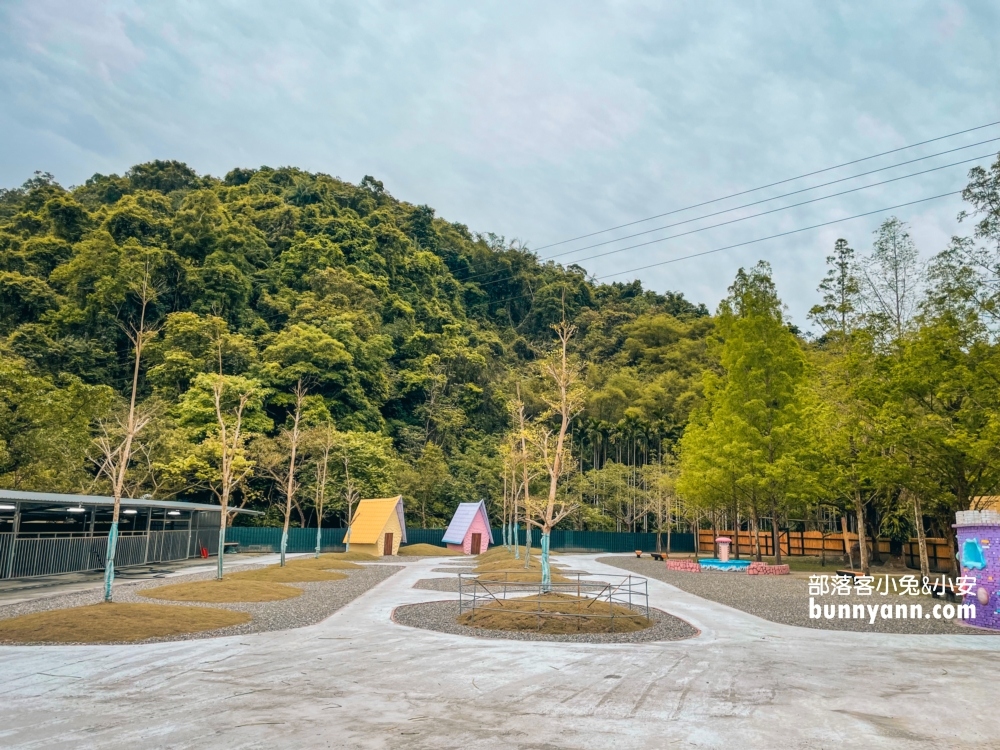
<box><xmin>1</xmin><ymin>553</ymin><xmax>998</xmax><ymax>749</ymax></box>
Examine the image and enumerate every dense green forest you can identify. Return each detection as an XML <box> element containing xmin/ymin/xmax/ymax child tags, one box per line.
<box><xmin>3</xmin><ymin>154</ymin><xmax>1000</xmax><ymax>575</ymax></box>
<box><xmin>0</xmin><ymin>160</ymin><xmax>707</xmax><ymax>533</ymax></box>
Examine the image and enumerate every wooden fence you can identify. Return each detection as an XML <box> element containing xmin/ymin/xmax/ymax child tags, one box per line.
<box><xmin>697</xmin><ymin>529</ymin><xmax>953</xmax><ymax>571</ymax></box>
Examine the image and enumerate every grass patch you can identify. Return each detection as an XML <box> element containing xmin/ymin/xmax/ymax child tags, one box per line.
<box><xmin>230</xmin><ymin>565</ymin><xmax>347</xmax><ymax>583</ymax></box>
<box><xmin>473</xmin><ymin>546</ymin><xmax>568</xmax><ymax>582</ymax></box>
<box><xmin>476</xmin><ymin>557</ymin><xmax>541</xmax><ymax>572</ymax></box>
<box><xmin>476</xmin><ymin>570</ymin><xmax>570</xmax><ymax>583</ymax></box>
<box><xmin>141</xmin><ymin>578</ymin><xmax>302</xmax><ymax>603</ymax></box>
<box><xmin>0</xmin><ymin>603</ymin><xmax>250</xmax><ymax>644</ymax></box>
<box><xmin>476</xmin><ymin>546</ymin><xmax>545</xmax><ymax>565</ymax></box>
<box><xmin>282</xmin><ymin>555</ymin><xmax>363</xmax><ymax>570</ymax></box>
<box><xmin>457</xmin><ymin>593</ymin><xmax>651</xmax><ymax>634</ymax></box>
<box><xmin>398</xmin><ymin>543</ymin><xmax>457</xmax><ymax>556</ymax></box>
<box><xmin>326</xmin><ymin>551</ymin><xmax>379</xmax><ymax>561</ymax></box>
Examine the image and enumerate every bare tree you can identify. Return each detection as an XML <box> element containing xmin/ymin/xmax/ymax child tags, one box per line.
<box><xmin>91</xmin><ymin>262</ymin><xmax>157</xmax><ymax>602</ymax></box>
<box><xmin>341</xmin><ymin>454</ymin><xmax>360</xmax><ymax>552</ymax></box>
<box><xmin>257</xmin><ymin>381</ymin><xmax>306</xmax><ymax>567</ymax></box>
<box><xmin>523</xmin><ymin>320</ymin><xmax>584</xmax><ymax>590</ymax></box>
<box><xmin>308</xmin><ymin>421</ymin><xmax>336</xmax><ymax>559</ymax></box>
<box><xmin>209</xmin><ymin>376</ymin><xmax>260</xmax><ymax>579</ymax></box>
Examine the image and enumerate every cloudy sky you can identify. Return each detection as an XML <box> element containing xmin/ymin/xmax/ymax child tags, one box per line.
<box><xmin>1</xmin><ymin>1</ymin><xmax>997</xmax><ymax>325</ymax></box>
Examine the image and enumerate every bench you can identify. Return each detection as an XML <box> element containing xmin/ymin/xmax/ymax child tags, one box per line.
<box><xmin>930</xmin><ymin>580</ymin><xmax>959</xmax><ymax>602</ymax></box>
<box><xmin>635</xmin><ymin>551</ymin><xmax>667</xmax><ymax>562</ymax></box>
<box><xmin>835</xmin><ymin>569</ymin><xmax>864</xmax><ymax>579</ymax></box>
<box><xmin>223</xmin><ymin>541</ymin><xmax>241</xmax><ymax>554</ymax></box>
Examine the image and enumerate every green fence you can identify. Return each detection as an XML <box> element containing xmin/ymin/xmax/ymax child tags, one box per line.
<box><xmin>226</xmin><ymin>526</ymin><xmax>694</xmax><ymax>554</ymax></box>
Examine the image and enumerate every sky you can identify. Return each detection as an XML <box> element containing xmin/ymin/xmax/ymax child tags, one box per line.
<box><xmin>1</xmin><ymin>0</ymin><xmax>998</xmax><ymax>326</ymax></box>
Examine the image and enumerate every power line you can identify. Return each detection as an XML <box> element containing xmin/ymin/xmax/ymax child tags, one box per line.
<box><xmin>541</xmin><ymin>137</ymin><xmax>1000</xmax><ymax>262</ymax></box>
<box><xmin>458</xmin><ymin>136</ymin><xmax>999</xmax><ymax>284</ymax></box>
<box><xmin>482</xmin><ymin>190</ymin><xmax>962</xmax><ymax>309</ymax></box>
<box><xmin>472</xmin><ymin>152</ymin><xmax>993</xmax><ymax>290</ymax></box>
<box><xmin>596</xmin><ymin>190</ymin><xmax>963</xmax><ymax>280</ymax></box>
<box><xmin>533</xmin><ymin>119</ymin><xmax>1000</xmax><ymax>251</ymax></box>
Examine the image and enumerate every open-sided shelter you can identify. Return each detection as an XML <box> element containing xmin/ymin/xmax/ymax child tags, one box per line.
<box><xmin>344</xmin><ymin>496</ymin><xmax>406</xmax><ymax>557</ymax></box>
<box><xmin>442</xmin><ymin>501</ymin><xmax>493</xmax><ymax>555</ymax></box>
<box><xmin>0</xmin><ymin>489</ymin><xmax>260</xmax><ymax>579</ymax></box>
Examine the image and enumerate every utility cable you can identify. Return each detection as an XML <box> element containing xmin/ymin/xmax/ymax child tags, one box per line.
<box><xmin>597</xmin><ymin>190</ymin><xmax>963</xmax><ymax>279</ymax></box>
<box><xmin>533</xmin><ymin>119</ymin><xmax>1000</xmax><ymax>251</ymax></box>
<box><xmin>540</xmin><ymin>137</ymin><xmax>1000</xmax><ymax>262</ymax></box>
<box><xmin>471</xmin><ymin>152</ymin><xmax>994</xmax><ymax>290</ymax></box>
<box><xmin>481</xmin><ymin>190</ymin><xmax>962</xmax><ymax>308</ymax></box>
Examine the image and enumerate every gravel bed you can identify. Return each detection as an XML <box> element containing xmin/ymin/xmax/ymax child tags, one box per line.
<box><xmin>392</xmin><ymin>599</ymin><xmax>697</xmax><ymax>643</ymax></box>
<box><xmin>601</xmin><ymin>557</ymin><xmax>1000</xmax><ymax>635</ymax></box>
<box><xmin>0</xmin><ymin>563</ymin><xmax>401</xmax><ymax>645</ymax></box>
<box><xmin>413</xmin><ymin>577</ymin><xmax>470</xmax><ymax>593</ymax></box>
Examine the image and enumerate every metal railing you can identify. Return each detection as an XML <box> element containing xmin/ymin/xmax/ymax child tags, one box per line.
<box><xmin>9</xmin><ymin>535</ymin><xmax>110</xmax><ymax>578</ymax></box>
<box><xmin>1</xmin><ymin>529</ymin><xmax>211</xmax><ymax>579</ymax></box>
<box><xmin>457</xmin><ymin>572</ymin><xmax>650</xmax><ymax>632</ymax></box>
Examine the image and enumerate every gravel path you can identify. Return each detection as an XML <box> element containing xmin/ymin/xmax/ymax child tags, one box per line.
<box><xmin>0</xmin><ymin>563</ymin><xmax>401</xmax><ymax>645</ymax></box>
<box><xmin>601</xmin><ymin>557</ymin><xmax>1000</xmax><ymax>635</ymax></box>
<box><xmin>392</xmin><ymin>599</ymin><xmax>697</xmax><ymax>643</ymax></box>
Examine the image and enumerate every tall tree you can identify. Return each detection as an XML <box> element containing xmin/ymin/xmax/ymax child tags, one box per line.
<box><xmin>171</xmin><ymin>373</ymin><xmax>268</xmax><ymax>579</ymax></box>
<box><xmin>91</xmin><ymin>261</ymin><xmax>157</xmax><ymax>602</ymax></box>
<box><xmin>679</xmin><ymin>263</ymin><xmax>817</xmax><ymax>565</ymax></box>
<box><xmin>523</xmin><ymin>320</ymin><xmax>583</xmax><ymax>589</ymax></box>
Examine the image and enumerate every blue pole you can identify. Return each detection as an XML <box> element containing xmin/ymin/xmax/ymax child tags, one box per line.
<box><xmin>103</xmin><ymin>521</ymin><xmax>118</xmax><ymax>602</ymax></box>
<box><xmin>541</xmin><ymin>531</ymin><xmax>551</xmax><ymax>591</ymax></box>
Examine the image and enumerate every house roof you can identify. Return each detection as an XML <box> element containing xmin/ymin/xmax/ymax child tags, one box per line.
<box><xmin>345</xmin><ymin>497</ymin><xmax>406</xmax><ymax>545</ymax></box>
<box><xmin>442</xmin><ymin>501</ymin><xmax>493</xmax><ymax>545</ymax></box>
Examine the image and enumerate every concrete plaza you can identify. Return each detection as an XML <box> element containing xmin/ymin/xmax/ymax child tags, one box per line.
<box><xmin>1</xmin><ymin>554</ymin><xmax>997</xmax><ymax>749</ymax></box>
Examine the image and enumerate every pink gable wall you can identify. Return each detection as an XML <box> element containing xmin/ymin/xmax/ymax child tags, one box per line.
<box><xmin>458</xmin><ymin>510</ymin><xmax>491</xmax><ymax>554</ymax></box>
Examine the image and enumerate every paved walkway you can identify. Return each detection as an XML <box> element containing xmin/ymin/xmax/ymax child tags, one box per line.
<box><xmin>1</xmin><ymin>554</ymin><xmax>997</xmax><ymax>749</ymax></box>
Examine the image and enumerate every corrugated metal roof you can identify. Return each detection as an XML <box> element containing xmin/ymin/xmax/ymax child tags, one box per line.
<box><xmin>442</xmin><ymin>501</ymin><xmax>493</xmax><ymax>544</ymax></box>
<box><xmin>345</xmin><ymin>497</ymin><xmax>406</xmax><ymax>545</ymax></box>
<box><xmin>0</xmin><ymin>489</ymin><xmax>261</xmax><ymax>514</ymax></box>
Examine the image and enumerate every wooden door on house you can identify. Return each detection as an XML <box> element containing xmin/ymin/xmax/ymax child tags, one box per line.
<box><xmin>383</xmin><ymin>532</ymin><xmax>393</xmax><ymax>556</ymax></box>
<box><xmin>471</xmin><ymin>533</ymin><xmax>482</xmax><ymax>555</ymax></box>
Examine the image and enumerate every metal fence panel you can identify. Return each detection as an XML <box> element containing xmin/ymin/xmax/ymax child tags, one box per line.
<box><xmin>225</xmin><ymin>527</ymin><xmax>346</xmax><ymax>553</ymax></box>
<box><xmin>113</xmin><ymin>534</ymin><xmax>149</xmax><ymax>568</ymax></box>
<box><xmin>147</xmin><ymin>530</ymin><xmax>191</xmax><ymax>563</ymax></box>
<box><xmin>0</xmin><ymin>532</ymin><xmax>11</xmax><ymax>575</ymax></box>
<box><xmin>10</xmin><ymin>536</ymin><xmax>108</xmax><ymax>578</ymax></box>
<box><xmin>405</xmin><ymin>529</ymin><xmax>446</xmax><ymax>546</ymax></box>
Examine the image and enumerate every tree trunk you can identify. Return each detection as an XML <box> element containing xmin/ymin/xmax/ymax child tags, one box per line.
<box><xmin>540</xmin><ymin>530</ymin><xmax>551</xmax><ymax>587</ymax></box>
<box><xmin>732</xmin><ymin>503</ymin><xmax>741</xmax><ymax>560</ymax></box>
<box><xmin>771</xmin><ymin>501</ymin><xmax>782</xmax><ymax>565</ymax></box>
<box><xmin>853</xmin><ymin>490</ymin><xmax>869</xmax><ymax>574</ymax></box>
<box><xmin>911</xmin><ymin>491</ymin><xmax>930</xmax><ymax>579</ymax></box>
<box><xmin>943</xmin><ymin>523</ymin><xmax>959</xmax><ymax>576</ymax></box>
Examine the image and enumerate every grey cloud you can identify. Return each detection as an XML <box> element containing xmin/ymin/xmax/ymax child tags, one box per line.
<box><xmin>0</xmin><ymin>0</ymin><xmax>997</xmax><ymax>324</ymax></box>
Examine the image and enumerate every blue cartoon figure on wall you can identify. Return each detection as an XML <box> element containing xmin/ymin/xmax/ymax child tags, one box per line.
<box><xmin>962</xmin><ymin>538</ymin><xmax>987</xmax><ymax>570</ymax></box>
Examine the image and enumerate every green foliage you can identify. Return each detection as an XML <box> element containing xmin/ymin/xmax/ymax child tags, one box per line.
<box><xmin>0</xmin><ymin>162</ymin><xmax>702</xmax><ymax>527</ymax></box>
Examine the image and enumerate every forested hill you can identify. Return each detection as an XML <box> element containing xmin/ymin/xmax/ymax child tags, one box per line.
<box><xmin>0</xmin><ymin>160</ymin><xmax>709</xmax><ymax>526</ymax></box>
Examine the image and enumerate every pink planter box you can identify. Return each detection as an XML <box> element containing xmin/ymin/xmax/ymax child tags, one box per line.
<box><xmin>666</xmin><ymin>560</ymin><xmax>702</xmax><ymax>572</ymax></box>
<box><xmin>747</xmin><ymin>562</ymin><xmax>790</xmax><ymax>575</ymax></box>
